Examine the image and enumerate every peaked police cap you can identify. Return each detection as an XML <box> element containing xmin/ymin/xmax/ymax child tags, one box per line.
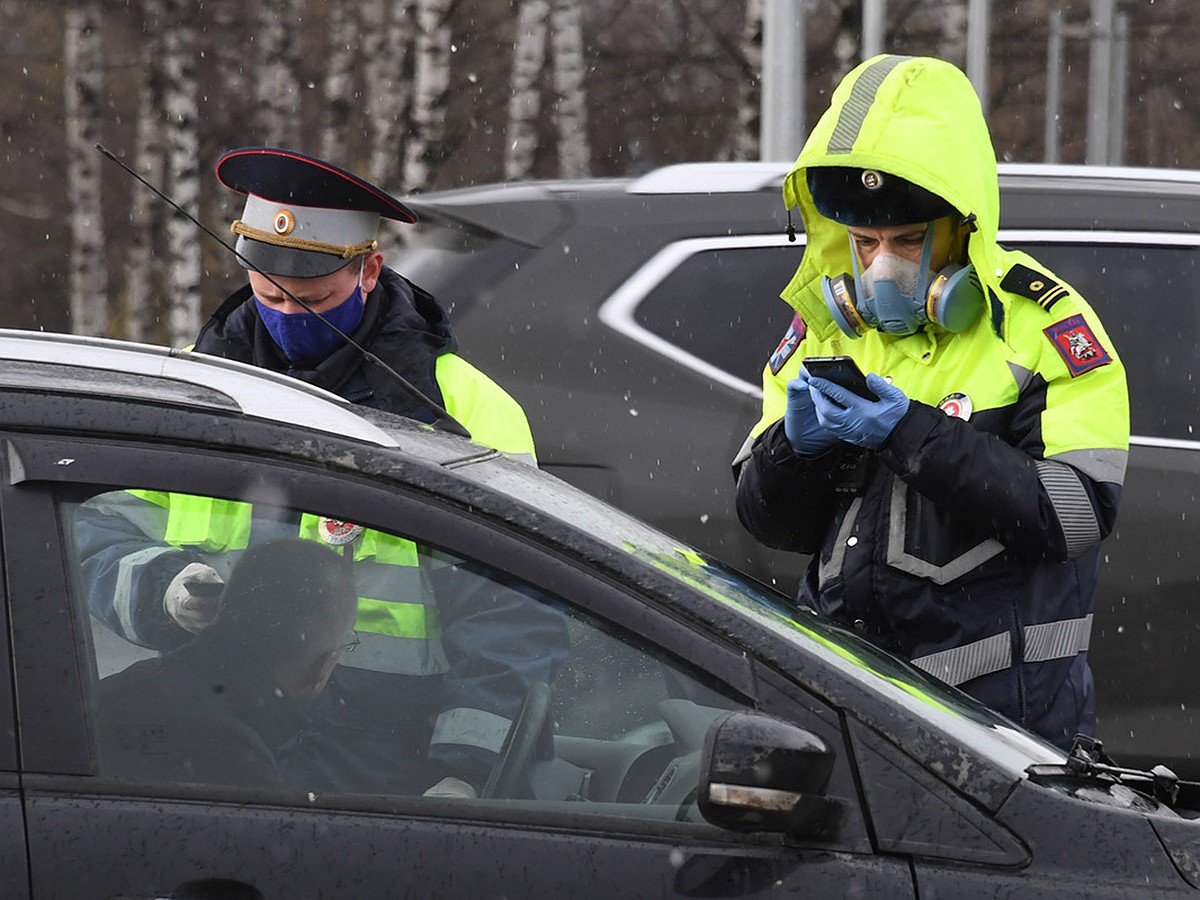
<box><xmin>216</xmin><ymin>147</ymin><xmax>418</xmax><ymax>278</ymax></box>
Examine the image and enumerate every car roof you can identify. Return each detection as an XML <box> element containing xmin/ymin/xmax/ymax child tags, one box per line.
<box><xmin>0</xmin><ymin>328</ymin><xmax>489</xmax><ymax>466</ymax></box>
<box><xmin>404</xmin><ymin>161</ymin><xmax>1200</xmax><ymax>241</ymax></box>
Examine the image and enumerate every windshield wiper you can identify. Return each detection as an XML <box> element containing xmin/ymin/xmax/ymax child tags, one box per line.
<box><xmin>1026</xmin><ymin>733</ymin><xmax>1181</xmax><ymax>806</ymax></box>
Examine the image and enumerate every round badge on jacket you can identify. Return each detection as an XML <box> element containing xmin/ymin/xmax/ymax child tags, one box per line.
<box><xmin>937</xmin><ymin>392</ymin><xmax>973</xmax><ymax>420</ymax></box>
<box><xmin>318</xmin><ymin>517</ymin><xmax>365</xmax><ymax>545</ymax></box>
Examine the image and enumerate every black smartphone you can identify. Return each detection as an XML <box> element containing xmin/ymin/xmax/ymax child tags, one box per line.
<box><xmin>802</xmin><ymin>355</ymin><xmax>879</xmax><ymax>401</ymax></box>
<box><xmin>184</xmin><ymin>579</ymin><xmax>224</xmax><ymax>597</ymax></box>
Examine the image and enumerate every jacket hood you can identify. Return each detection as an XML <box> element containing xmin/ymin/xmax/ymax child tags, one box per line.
<box><xmin>780</xmin><ymin>55</ymin><xmax>1001</xmax><ymax>340</ymax></box>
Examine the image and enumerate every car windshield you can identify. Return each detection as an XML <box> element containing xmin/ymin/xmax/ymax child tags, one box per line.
<box><xmin>450</xmin><ymin>452</ymin><xmax>1065</xmax><ymax>775</ymax></box>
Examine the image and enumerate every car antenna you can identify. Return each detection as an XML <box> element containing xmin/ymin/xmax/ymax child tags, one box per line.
<box><xmin>94</xmin><ymin>143</ymin><xmax>472</xmax><ymax>440</ymax></box>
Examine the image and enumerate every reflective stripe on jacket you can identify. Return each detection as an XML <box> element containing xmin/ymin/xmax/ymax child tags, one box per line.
<box><xmin>130</xmin><ymin>491</ymin><xmax>446</xmax><ymax>677</ymax></box>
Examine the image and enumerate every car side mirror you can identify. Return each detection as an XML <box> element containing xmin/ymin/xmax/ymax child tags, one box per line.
<box><xmin>698</xmin><ymin>709</ymin><xmax>837</xmax><ymax>836</ymax></box>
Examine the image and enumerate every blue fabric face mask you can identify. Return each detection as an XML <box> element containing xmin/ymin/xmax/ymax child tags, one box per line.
<box><xmin>255</xmin><ymin>266</ymin><xmax>366</xmax><ymax>365</ymax></box>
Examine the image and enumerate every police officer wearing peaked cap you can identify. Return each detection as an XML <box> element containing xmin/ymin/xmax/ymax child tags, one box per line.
<box><xmin>194</xmin><ymin>146</ymin><xmax>535</xmax><ymax>448</ymax></box>
<box><xmin>734</xmin><ymin>55</ymin><xmax>1130</xmax><ymax>750</ymax></box>
<box><xmin>79</xmin><ymin>147</ymin><xmax>569</xmax><ymax>799</ymax></box>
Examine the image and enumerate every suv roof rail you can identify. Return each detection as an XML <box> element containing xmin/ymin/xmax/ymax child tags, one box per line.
<box><xmin>627</xmin><ymin>162</ymin><xmax>791</xmax><ymax>195</ymax></box>
<box><xmin>627</xmin><ymin>160</ymin><xmax>1200</xmax><ymax>197</ymax></box>
<box><xmin>0</xmin><ymin>329</ymin><xmax>401</xmax><ymax>446</ymax></box>
<box><xmin>997</xmin><ymin>161</ymin><xmax>1200</xmax><ymax>185</ymax></box>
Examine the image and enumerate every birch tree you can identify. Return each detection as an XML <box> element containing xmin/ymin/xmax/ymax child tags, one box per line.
<box><xmin>256</xmin><ymin>0</ymin><xmax>304</xmax><ymax>147</ymax></box>
<box><xmin>121</xmin><ymin>0</ymin><xmax>166</xmax><ymax>343</ymax></box>
<box><xmin>405</xmin><ymin>0</ymin><xmax>453</xmax><ymax>192</ymax></box>
<box><xmin>64</xmin><ymin>0</ymin><xmax>108</xmax><ymax>337</ymax></box>
<box><xmin>935</xmin><ymin>0</ymin><xmax>969</xmax><ymax>63</ymax></box>
<box><xmin>550</xmin><ymin>0</ymin><xmax>590</xmax><ymax>177</ymax></box>
<box><xmin>830</xmin><ymin>0</ymin><xmax>859</xmax><ymax>82</ymax></box>
<box><xmin>320</xmin><ymin>5</ymin><xmax>359</xmax><ymax>161</ymax></box>
<box><xmin>729</xmin><ymin>0</ymin><xmax>763</xmax><ymax>161</ymax></box>
<box><xmin>366</xmin><ymin>0</ymin><xmax>415</xmax><ymax>194</ymax></box>
<box><xmin>504</xmin><ymin>0</ymin><xmax>550</xmax><ymax>181</ymax></box>
<box><xmin>162</xmin><ymin>0</ymin><xmax>202</xmax><ymax>347</ymax></box>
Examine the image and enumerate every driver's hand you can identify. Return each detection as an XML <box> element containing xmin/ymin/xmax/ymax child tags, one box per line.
<box><xmin>163</xmin><ymin>562</ymin><xmax>225</xmax><ymax>634</ymax></box>
<box><xmin>423</xmin><ymin>776</ymin><xmax>477</xmax><ymax>799</ymax></box>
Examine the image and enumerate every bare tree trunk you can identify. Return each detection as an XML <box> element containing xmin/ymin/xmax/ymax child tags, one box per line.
<box><xmin>550</xmin><ymin>0</ymin><xmax>589</xmax><ymax>177</ymax></box>
<box><xmin>729</xmin><ymin>0</ymin><xmax>763</xmax><ymax>161</ymax></box>
<box><xmin>405</xmin><ymin>0</ymin><xmax>453</xmax><ymax>192</ymax></box>
<box><xmin>366</xmin><ymin>0</ymin><xmax>414</xmax><ymax>193</ymax></box>
<box><xmin>831</xmin><ymin>0</ymin><xmax>859</xmax><ymax>83</ymax></box>
<box><xmin>320</xmin><ymin>5</ymin><xmax>359</xmax><ymax>161</ymax></box>
<box><xmin>64</xmin><ymin>0</ymin><xmax>108</xmax><ymax>337</ymax></box>
<box><xmin>122</xmin><ymin>0</ymin><xmax>166</xmax><ymax>343</ymax></box>
<box><xmin>936</xmin><ymin>0</ymin><xmax>969</xmax><ymax>64</ymax></box>
<box><xmin>257</xmin><ymin>0</ymin><xmax>304</xmax><ymax>147</ymax></box>
<box><xmin>504</xmin><ymin>0</ymin><xmax>549</xmax><ymax>181</ymax></box>
<box><xmin>162</xmin><ymin>0</ymin><xmax>202</xmax><ymax>347</ymax></box>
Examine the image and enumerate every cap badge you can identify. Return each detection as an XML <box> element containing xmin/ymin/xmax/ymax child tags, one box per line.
<box><xmin>273</xmin><ymin>209</ymin><xmax>296</xmax><ymax>236</ymax></box>
<box><xmin>861</xmin><ymin>170</ymin><xmax>884</xmax><ymax>190</ymax></box>
<box><xmin>317</xmin><ymin>517</ymin><xmax>364</xmax><ymax>546</ymax></box>
<box><xmin>937</xmin><ymin>392</ymin><xmax>972</xmax><ymax>420</ymax></box>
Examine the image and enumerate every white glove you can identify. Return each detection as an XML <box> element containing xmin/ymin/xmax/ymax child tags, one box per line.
<box><xmin>422</xmin><ymin>776</ymin><xmax>477</xmax><ymax>799</ymax></box>
<box><xmin>163</xmin><ymin>562</ymin><xmax>225</xmax><ymax>634</ymax></box>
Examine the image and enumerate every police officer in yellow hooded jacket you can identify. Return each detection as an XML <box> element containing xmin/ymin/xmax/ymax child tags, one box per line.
<box><xmin>734</xmin><ymin>56</ymin><xmax>1129</xmax><ymax>750</ymax></box>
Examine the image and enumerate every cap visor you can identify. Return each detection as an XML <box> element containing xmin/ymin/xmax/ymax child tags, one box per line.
<box><xmin>235</xmin><ymin>236</ymin><xmax>352</xmax><ymax>278</ymax></box>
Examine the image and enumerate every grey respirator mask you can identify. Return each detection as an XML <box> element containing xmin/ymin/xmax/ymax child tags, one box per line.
<box><xmin>820</xmin><ymin>226</ymin><xmax>984</xmax><ymax>338</ymax></box>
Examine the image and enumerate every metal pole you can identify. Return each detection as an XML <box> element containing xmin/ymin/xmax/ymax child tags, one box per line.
<box><xmin>1086</xmin><ymin>0</ymin><xmax>1114</xmax><ymax>165</ymax></box>
<box><xmin>1108</xmin><ymin>11</ymin><xmax>1129</xmax><ymax>166</ymax></box>
<box><xmin>862</xmin><ymin>0</ymin><xmax>886</xmax><ymax>59</ymax></box>
<box><xmin>761</xmin><ymin>0</ymin><xmax>807</xmax><ymax>161</ymax></box>
<box><xmin>1045</xmin><ymin>8</ymin><xmax>1063</xmax><ymax>164</ymax></box>
<box><xmin>966</xmin><ymin>0</ymin><xmax>990</xmax><ymax>116</ymax></box>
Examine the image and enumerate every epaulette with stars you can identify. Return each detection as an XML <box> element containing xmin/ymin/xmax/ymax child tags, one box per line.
<box><xmin>1000</xmin><ymin>263</ymin><xmax>1070</xmax><ymax>312</ymax></box>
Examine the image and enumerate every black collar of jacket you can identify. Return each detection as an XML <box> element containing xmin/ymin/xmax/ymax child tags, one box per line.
<box><xmin>194</xmin><ymin>267</ymin><xmax>458</xmax><ymax>423</ymax></box>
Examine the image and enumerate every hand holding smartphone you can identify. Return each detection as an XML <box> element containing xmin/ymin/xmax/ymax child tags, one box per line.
<box><xmin>802</xmin><ymin>356</ymin><xmax>879</xmax><ymax>401</ymax></box>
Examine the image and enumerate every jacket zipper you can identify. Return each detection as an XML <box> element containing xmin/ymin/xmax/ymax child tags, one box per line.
<box><xmin>1010</xmin><ymin>604</ymin><xmax>1027</xmax><ymax>724</ymax></box>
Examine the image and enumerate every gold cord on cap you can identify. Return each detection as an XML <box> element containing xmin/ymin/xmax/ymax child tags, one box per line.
<box><xmin>230</xmin><ymin>220</ymin><xmax>378</xmax><ymax>259</ymax></box>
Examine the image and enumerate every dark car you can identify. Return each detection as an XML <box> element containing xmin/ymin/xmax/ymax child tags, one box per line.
<box><xmin>5</xmin><ymin>329</ymin><xmax>1200</xmax><ymax>897</ymax></box>
<box><xmin>394</xmin><ymin>162</ymin><xmax>1200</xmax><ymax>779</ymax></box>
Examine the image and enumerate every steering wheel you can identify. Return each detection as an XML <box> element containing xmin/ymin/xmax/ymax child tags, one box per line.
<box><xmin>481</xmin><ymin>681</ymin><xmax>551</xmax><ymax>799</ymax></box>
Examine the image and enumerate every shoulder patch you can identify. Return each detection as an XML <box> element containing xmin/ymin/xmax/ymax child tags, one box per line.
<box><xmin>1044</xmin><ymin>314</ymin><xmax>1112</xmax><ymax>376</ymax></box>
<box><xmin>1002</xmin><ymin>263</ymin><xmax>1070</xmax><ymax>311</ymax></box>
<box><xmin>768</xmin><ymin>313</ymin><xmax>806</xmax><ymax>375</ymax></box>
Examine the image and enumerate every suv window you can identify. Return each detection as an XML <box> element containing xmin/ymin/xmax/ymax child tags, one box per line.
<box><xmin>632</xmin><ymin>244</ymin><xmax>804</xmax><ymax>388</ymax></box>
<box><xmin>1009</xmin><ymin>240</ymin><xmax>1200</xmax><ymax>441</ymax></box>
<box><xmin>613</xmin><ymin>233</ymin><xmax>1198</xmax><ymax>439</ymax></box>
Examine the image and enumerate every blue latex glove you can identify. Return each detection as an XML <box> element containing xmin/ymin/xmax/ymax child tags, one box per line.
<box><xmin>783</xmin><ymin>377</ymin><xmax>839</xmax><ymax>455</ymax></box>
<box><xmin>801</xmin><ymin>370</ymin><xmax>911</xmax><ymax>450</ymax></box>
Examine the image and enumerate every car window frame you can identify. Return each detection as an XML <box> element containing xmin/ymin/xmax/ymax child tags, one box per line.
<box><xmin>597</xmin><ymin>232</ymin><xmax>805</xmax><ymax>398</ymax></box>
<box><xmin>597</xmin><ymin>227</ymin><xmax>1200</xmax><ymax>413</ymax></box>
<box><xmin>1</xmin><ymin>431</ymin><xmax>765</xmax><ymax>810</ymax></box>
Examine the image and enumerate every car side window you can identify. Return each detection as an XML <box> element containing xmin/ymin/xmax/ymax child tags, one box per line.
<box><xmin>66</xmin><ymin>487</ymin><xmax>745</xmax><ymax>815</ymax></box>
<box><xmin>1007</xmin><ymin>241</ymin><xmax>1200</xmax><ymax>441</ymax></box>
<box><xmin>626</xmin><ymin>244</ymin><xmax>803</xmax><ymax>387</ymax></box>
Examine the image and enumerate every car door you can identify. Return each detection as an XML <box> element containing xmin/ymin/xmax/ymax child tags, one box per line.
<box><xmin>1</xmin><ymin>431</ymin><xmax>914</xmax><ymax>899</ymax></box>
